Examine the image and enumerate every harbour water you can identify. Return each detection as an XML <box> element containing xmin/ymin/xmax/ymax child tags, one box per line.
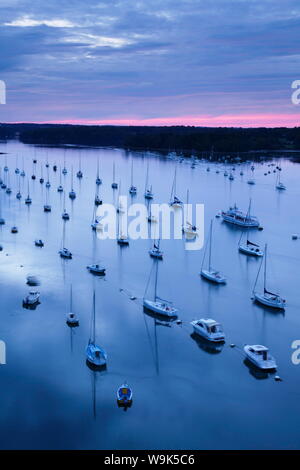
<box><xmin>0</xmin><ymin>140</ymin><xmax>300</xmax><ymax>449</ymax></box>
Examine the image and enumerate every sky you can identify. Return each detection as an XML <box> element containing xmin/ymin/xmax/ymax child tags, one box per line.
<box><xmin>0</xmin><ymin>0</ymin><xmax>300</xmax><ymax>127</ymax></box>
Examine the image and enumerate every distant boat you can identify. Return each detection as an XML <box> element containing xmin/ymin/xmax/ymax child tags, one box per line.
<box><xmin>57</xmin><ymin>166</ymin><xmax>63</xmax><ymax>192</ymax></box>
<box><xmin>25</xmin><ymin>181</ymin><xmax>32</xmax><ymax>205</ymax></box>
<box><xmin>143</xmin><ymin>260</ymin><xmax>178</xmax><ymax>317</ymax></box>
<box><xmin>117</xmin><ymin>383</ymin><xmax>133</xmax><ymax>408</ymax></box>
<box><xmin>95</xmin><ymin>158</ymin><xmax>102</xmax><ymax>185</ymax></box>
<box><xmin>147</xmin><ymin>204</ymin><xmax>157</xmax><ymax>223</ymax></box>
<box><xmin>76</xmin><ymin>153</ymin><xmax>83</xmax><ymax>178</ymax></box>
<box><xmin>247</xmin><ymin>178</ymin><xmax>255</xmax><ymax>185</ymax></box>
<box><xmin>66</xmin><ymin>285</ymin><xmax>79</xmax><ymax>326</ymax></box>
<box><xmin>229</xmin><ymin>173</ymin><xmax>234</xmax><ymax>181</ymax></box>
<box><xmin>62</xmin><ymin>152</ymin><xmax>67</xmax><ymax>175</ymax></box>
<box><xmin>23</xmin><ymin>291</ymin><xmax>40</xmax><ymax>306</ymax></box>
<box><xmin>244</xmin><ymin>345</ymin><xmax>277</xmax><ymax>370</ymax></box>
<box><xmin>222</xmin><ymin>200</ymin><xmax>259</xmax><ymax>228</ymax></box>
<box><xmin>111</xmin><ymin>162</ymin><xmax>118</xmax><ymax>189</ymax></box>
<box><xmin>169</xmin><ymin>167</ymin><xmax>182</xmax><ymax>208</ymax></box>
<box><xmin>191</xmin><ymin>319</ymin><xmax>225</xmax><ymax>342</ymax></box>
<box><xmin>69</xmin><ymin>167</ymin><xmax>76</xmax><ymax>199</ymax></box>
<box><xmin>35</xmin><ymin>239</ymin><xmax>44</xmax><ymax>247</ymax></box>
<box><xmin>200</xmin><ymin>219</ymin><xmax>226</xmax><ymax>284</ymax></box>
<box><xmin>129</xmin><ymin>160</ymin><xmax>137</xmax><ymax>195</ymax></box>
<box><xmin>44</xmin><ymin>187</ymin><xmax>51</xmax><ymax>212</ymax></box>
<box><xmin>144</xmin><ymin>162</ymin><xmax>153</xmax><ymax>199</ymax></box>
<box><xmin>86</xmin><ymin>289</ymin><xmax>107</xmax><ymax>369</ymax></box>
<box><xmin>11</xmin><ymin>226</ymin><xmax>18</xmax><ymax>233</ymax></box>
<box><xmin>182</xmin><ymin>189</ymin><xmax>197</xmax><ymax>237</ymax></box>
<box><xmin>59</xmin><ymin>217</ymin><xmax>72</xmax><ymax>258</ymax></box>
<box><xmin>276</xmin><ymin>172</ymin><xmax>286</xmax><ymax>190</ymax></box>
<box><xmin>39</xmin><ymin>164</ymin><xmax>44</xmax><ymax>184</ymax></box>
<box><xmin>252</xmin><ymin>244</ymin><xmax>285</xmax><ymax>310</ymax></box>
<box><xmin>62</xmin><ymin>192</ymin><xmax>70</xmax><ymax>220</ymax></box>
<box><xmin>149</xmin><ymin>239</ymin><xmax>163</xmax><ymax>259</ymax></box>
<box><xmin>87</xmin><ymin>264</ymin><xmax>106</xmax><ymax>276</ymax></box>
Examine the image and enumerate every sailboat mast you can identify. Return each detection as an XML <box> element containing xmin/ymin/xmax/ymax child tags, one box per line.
<box><xmin>208</xmin><ymin>220</ymin><xmax>213</xmax><ymax>271</ymax></box>
<box><xmin>92</xmin><ymin>289</ymin><xmax>96</xmax><ymax>344</ymax></box>
<box><xmin>154</xmin><ymin>260</ymin><xmax>159</xmax><ymax>302</ymax></box>
<box><xmin>264</xmin><ymin>244</ymin><xmax>267</xmax><ymax>292</ymax></box>
<box><xmin>70</xmin><ymin>284</ymin><xmax>73</xmax><ymax>312</ymax></box>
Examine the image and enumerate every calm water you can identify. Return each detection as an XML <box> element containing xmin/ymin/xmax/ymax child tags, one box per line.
<box><xmin>0</xmin><ymin>141</ymin><xmax>299</xmax><ymax>450</ymax></box>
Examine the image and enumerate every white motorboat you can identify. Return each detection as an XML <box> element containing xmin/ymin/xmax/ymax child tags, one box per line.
<box><xmin>244</xmin><ymin>344</ymin><xmax>277</xmax><ymax>370</ymax></box>
<box><xmin>87</xmin><ymin>264</ymin><xmax>106</xmax><ymax>275</ymax></box>
<box><xmin>191</xmin><ymin>318</ymin><xmax>225</xmax><ymax>342</ymax></box>
<box><xmin>252</xmin><ymin>244</ymin><xmax>285</xmax><ymax>310</ymax></box>
<box><xmin>86</xmin><ymin>290</ymin><xmax>107</xmax><ymax>369</ymax></box>
<box><xmin>129</xmin><ymin>160</ymin><xmax>137</xmax><ymax>194</ymax></box>
<box><xmin>200</xmin><ymin>220</ymin><xmax>226</xmax><ymax>284</ymax></box>
<box><xmin>222</xmin><ymin>200</ymin><xmax>259</xmax><ymax>228</ymax></box>
<box><xmin>23</xmin><ymin>291</ymin><xmax>40</xmax><ymax>306</ymax></box>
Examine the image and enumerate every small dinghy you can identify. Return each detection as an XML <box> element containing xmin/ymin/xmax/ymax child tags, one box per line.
<box><xmin>23</xmin><ymin>291</ymin><xmax>40</xmax><ymax>306</ymax></box>
<box><xmin>57</xmin><ymin>185</ymin><xmax>63</xmax><ymax>192</ymax></box>
<box><xmin>252</xmin><ymin>244</ymin><xmax>285</xmax><ymax>310</ymax></box>
<box><xmin>11</xmin><ymin>226</ymin><xmax>18</xmax><ymax>233</ymax></box>
<box><xmin>59</xmin><ymin>247</ymin><xmax>72</xmax><ymax>259</ymax></box>
<box><xmin>191</xmin><ymin>318</ymin><xmax>225</xmax><ymax>342</ymax></box>
<box><xmin>26</xmin><ymin>275</ymin><xmax>40</xmax><ymax>286</ymax></box>
<box><xmin>244</xmin><ymin>344</ymin><xmax>277</xmax><ymax>370</ymax></box>
<box><xmin>62</xmin><ymin>210</ymin><xmax>70</xmax><ymax>220</ymax></box>
<box><xmin>247</xmin><ymin>179</ymin><xmax>255</xmax><ymax>185</ymax></box>
<box><xmin>44</xmin><ymin>204</ymin><xmax>51</xmax><ymax>212</ymax></box>
<box><xmin>87</xmin><ymin>264</ymin><xmax>106</xmax><ymax>276</ymax></box>
<box><xmin>35</xmin><ymin>239</ymin><xmax>44</xmax><ymax>247</ymax></box>
<box><xmin>149</xmin><ymin>240</ymin><xmax>163</xmax><ymax>259</ymax></box>
<box><xmin>117</xmin><ymin>383</ymin><xmax>133</xmax><ymax>408</ymax></box>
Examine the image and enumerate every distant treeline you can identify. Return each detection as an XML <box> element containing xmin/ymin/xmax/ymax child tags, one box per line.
<box><xmin>1</xmin><ymin>123</ymin><xmax>300</xmax><ymax>154</ymax></box>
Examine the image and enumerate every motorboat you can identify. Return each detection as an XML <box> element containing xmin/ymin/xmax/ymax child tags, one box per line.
<box><xmin>87</xmin><ymin>264</ymin><xmax>106</xmax><ymax>275</ymax></box>
<box><xmin>35</xmin><ymin>239</ymin><xmax>44</xmax><ymax>247</ymax></box>
<box><xmin>244</xmin><ymin>345</ymin><xmax>277</xmax><ymax>370</ymax></box>
<box><xmin>191</xmin><ymin>318</ymin><xmax>225</xmax><ymax>342</ymax></box>
<box><xmin>221</xmin><ymin>201</ymin><xmax>259</xmax><ymax>228</ymax></box>
<box><xmin>23</xmin><ymin>291</ymin><xmax>40</xmax><ymax>306</ymax></box>
<box><xmin>59</xmin><ymin>247</ymin><xmax>72</xmax><ymax>259</ymax></box>
<box><xmin>117</xmin><ymin>383</ymin><xmax>133</xmax><ymax>408</ymax></box>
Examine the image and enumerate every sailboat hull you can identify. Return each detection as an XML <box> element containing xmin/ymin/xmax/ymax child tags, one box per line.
<box><xmin>239</xmin><ymin>244</ymin><xmax>263</xmax><ymax>257</ymax></box>
<box><xmin>253</xmin><ymin>292</ymin><xmax>285</xmax><ymax>310</ymax></box>
<box><xmin>201</xmin><ymin>269</ymin><xmax>226</xmax><ymax>284</ymax></box>
<box><xmin>143</xmin><ymin>299</ymin><xmax>177</xmax><ymax>318</ymax></box>
<box><xmin>86</xmin><ymin>343</ymin><xmax>107</xmax><ymax>369</ymax></box>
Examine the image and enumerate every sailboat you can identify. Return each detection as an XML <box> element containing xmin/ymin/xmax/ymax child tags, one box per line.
<box><xmin>86</xmin><ymin>290</ymin><xmax>107</xmax><ymax>369</ymax></box>
<box><xmin>15</xmin><ymin>156</ymin><xmax>20</xmax><ymax>174</ymax></box>
<box><xmin>182</xmin><ymin>189</ymin><xmax>197</xmax><ymax>237</ymax></box>
<box><xmin>0</xmin><ymin>190</ymin><xmax>5</xmax><ymax>224</ymax></box>
<box><xmin>16</xmin><ymin>176</ymin><xmax>22</xmax><ymax>199</ymax></box>
<box><xmin>111</xmin><ymin>162</ymin><xmax>118</xmax><ymax>189</ymax></box>
<box><xmin>59</xmin><ymin>218</ymin><xmax>72</xmax><ymax>258</ymax></box>
<box><xmin>94</xmin><ymin>183</ymin><xmax>102</xmax><ymax>206</ymax></box>
<box><xmin>95</xmin><ymin>158</ymin><xmax>102</xmax><ymax>185</ymax></box>
<box><xmin>149</xmin><ymin>239</ymin><xmax>163</xmax><ymax>259</ymax></box>
<box><xmin>276</xmin><ymin>171</ymin><xmax>286</xmax><ymax>190</ymax></box>
<box><xmin>169</xmin><ymin>167</ymin><xmax>182</xmax><ymax>208</ymax></box>
<box><xmin>239</xmin><ymin>230</ymin><xmax>263</xmax><ymax>257</ymax></box>
<box><xmin>57</xmin><ymin>166</ymin><xmax>63</xmax><ymax>192</ymax></box>
<box><xmin>45</xmin><ymin>166</ymin><xmax>51</xmax><ymax>188</ymax></box>
<box><xmin>200</xmin><ymin>220</ymin><xmax>226</xmax><ymax>283</ymax></box>
<box><xmin>76</xmin><ymin>153</ymin><xmax>83</xmax><ymax>178</ymax></box>
<box><xmin>144</xmin><ymin>162</ymin><xmax>153</xmax><ymax>199</ymax></box>
<box><xmin>25</xmin><ymin>180</ymin><xmax>32</xmax><ymax>205</ymax></box>
<box><xmin>129</xmin><ymin>160</ymin><xmax>137</xmax><ymax>194</ymax></box>
<box><xmin>31</xmin><ymin>161</ymin><xmax>36</xmax><ymax>180</ymax></box>
<box><xmin>143</xmin><ymin>261</ymin><xmax>178</xmax><ymax>317</ymax></box>
<box><xmin>5</xmin><ymin>173</ymin><xmax>11</xmax><ymax>194</ymax></box>
<box><xmin>117</xmin><ymin>211</ymin><xmax>129</xmax><ymax>245</ymax></box>
<box><xmin>39</xmin><ymin>164</ymin><xmax>44</xmax><ymax>184</ymax></box>
<box><xmin>62</xmin><ymin>151</ymin><xmax>67</xmax><ymax>174</ymax></box>
<box><xmin>116</xmin><ymin>181</ymin><xmax>125</xmax><ymax>214</ymax></box>
<box><xmin>252</xmin><ymin>244</ymin><xmax>285</xmax><ymax>310</ymax></box>
<box><xmin>20</xmin><ymin>157</ymin><xmax>25</xmax><ymax>177</ymax></box>
<box><xmin>147</xmin><ymin>203</ymin><xmax>157</xmax><ymax>223</ymax></box>
<box><xmin>62</xmin><ymin>191</ymin><xmax>70</xmax><ymax>220</ymax></box>
<box><xmin>69</xmin><ymin>167</ymin><xmax>76</xmax><ymax>199</ymax></box>
<box><xmin>66</xmin><ymin>285</ymin><xmax>79</xmax><ymax>326</ymax></box>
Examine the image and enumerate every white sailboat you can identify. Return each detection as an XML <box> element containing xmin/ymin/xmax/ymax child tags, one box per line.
<box><xmin>43</xmin><ymin>186</ymin><xmax>51</xmax><ymax>212</ymax></box>
<box><xmin>39</xmin><ymin>164</ymin><xmax>44</xmax><ymax>184</ymax></box>
<box><xmin>25</xmin><ymin>180</ymin><xmax>32</xmax><ymax>204</ymax></box>
<box><xmin>59</xmin><ymin>217</ymin><xmax>72</xmax><ymax>258</ymax></box>
<box><xmin>149</xmin><ymin>239</ymin><xmax>163</xmax><ymax>259</ymax></box>
<box><xmin>76</xmin><ymin>153</ymin><xmax>83</xmax><ymax>178</ymax></box>
<box><xmin>69</xmin><ymin>167</ymin><xmax>76</xmax><ymax>199</ymax></box>
<box><xmin>200</xmin><ymin>220</ymin><xmax>226</xmax><ymax>284</ymax></box>
<box><xmin>62</xmin><ymin>191</ymin><xmax>70</xmax><ymax>220</ymax></box>
<box><xmin>169</xmin><ymin>167</ymin><xmax>182</xmax><ymax>208</ymax></box>
<box><xmin>276</xmin><ymin>171</ymin><xmax>286</xmax><ymax>190</ymax></box>
<box><xmin>57</xmin><ymin>166</ymin><xmax>63</xmax><ymax>192</ymax></box>
<box><xmin>117</xmin><ymin>211</ymin><xmax>129</xmax><ymax>245</ymax></box>
<box><xmin>143</xmin><ymin>261</ymin><xmax>178</xmax><ymax>317</ymax></box>
<box><xmin>95</xmin><ymin>158</ymin><xmax>102</xmax><ymax>185</ymax></box>
<box><xmin>182</xmin><ymin>189</ymin><xmax>197</xmax><ymax>237</ymax></box>
<box><xmin>86</xmin><ymin>290</ymin><xmax>107</xmax><ymax>369</ymax></box>
<box><xmin>238</xmin><ymin>229</ymin><xmax>263</xmax><ymax>257</ymax></box>
<box><xmin>252</xmin><ymin>244</ymin><xmax>285</xmax><ymax>310</ymax></box>
<box><xmin>129</xmin><ymin>159</ymin><xmax>137</xmax><ymax>194</ymax></box>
